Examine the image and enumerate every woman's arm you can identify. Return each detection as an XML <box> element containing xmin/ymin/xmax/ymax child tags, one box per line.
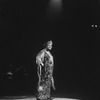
<box><xmin>51</xmin><ymin>76</ymin><xmax>56</xmax><ymax>90</ymax></box>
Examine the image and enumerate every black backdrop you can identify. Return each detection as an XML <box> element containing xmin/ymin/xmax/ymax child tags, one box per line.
<box><xmin>0</xmin><ymin>0</ymin><xmax>99</xmax><ymax>100</ymax></box>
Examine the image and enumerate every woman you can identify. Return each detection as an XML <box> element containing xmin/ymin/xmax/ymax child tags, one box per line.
<box><xmin>36</xmin><ymin>40</ymin><xmax>55</xmax><ymax>100</ymax></box>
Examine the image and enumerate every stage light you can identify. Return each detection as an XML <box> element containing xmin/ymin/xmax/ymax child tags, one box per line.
<box><xmin>47</xmin><ymin>0</ymin><xmax>62</xmax><ymax>18</ymax></box>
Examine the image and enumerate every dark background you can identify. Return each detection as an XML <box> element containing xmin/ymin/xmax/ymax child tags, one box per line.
<box><xmin>0</xmin><ymin>0</ymin><xmax>100</xmax><ymax>100</ymax></box>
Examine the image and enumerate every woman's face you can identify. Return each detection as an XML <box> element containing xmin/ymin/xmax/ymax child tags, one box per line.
<box><xmin>48</xmin><ymin>44</ymin><xmax>52</xmax><ymax>50</ymax></box>
<box><xmin>47</xmin><ymin>41</ymin><xmax>52</xmax><ymax>50</ymax></box>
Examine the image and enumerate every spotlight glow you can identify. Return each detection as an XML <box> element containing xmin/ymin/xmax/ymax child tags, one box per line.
<box><xmin>49</xmin><ymin>0</ymin><xmax>62</xmax><ymax>11</ymax></box>
<box><xmin>47</xmin><ymin>0</ymin><xmax>62</xmax><ymax>18</ymax></box>
<box><xmin>53</xmin><ymin>98</ymin><xmax>79</xmax><ymax>100</ymax></box>
<box><xmin>50</xmin><ymin>0</ymin><xmax>62</xmax><ymax>7</ymax></box>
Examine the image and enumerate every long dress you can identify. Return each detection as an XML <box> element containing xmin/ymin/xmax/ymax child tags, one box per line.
<box><xmin>36</xmin><ymin>50</ymin><xmax>53</xmax><ymax>100</ymax></box>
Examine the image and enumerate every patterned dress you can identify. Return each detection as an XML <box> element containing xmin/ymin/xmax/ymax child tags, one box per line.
<box><xmin>36</xmin><ymin>50</ymin><xmax>53</xmax><ymax>100</ymax></box>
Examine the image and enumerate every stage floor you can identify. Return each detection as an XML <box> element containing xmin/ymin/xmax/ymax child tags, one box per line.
<box><xmin>0</xmin><ymin>98</ymin><xmax>79</xmax><ymax>100</ymax></box>
<box><xmin>0</xmin><ymin>96</ymin><xmax>80</xmax><ymax>100</ymax></box>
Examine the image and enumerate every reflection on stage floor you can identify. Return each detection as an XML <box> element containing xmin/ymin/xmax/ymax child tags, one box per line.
<box><xmin>0</xmin><ymin>96</ymin><xmax>81</xmax><ymax>100</ymax></box>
